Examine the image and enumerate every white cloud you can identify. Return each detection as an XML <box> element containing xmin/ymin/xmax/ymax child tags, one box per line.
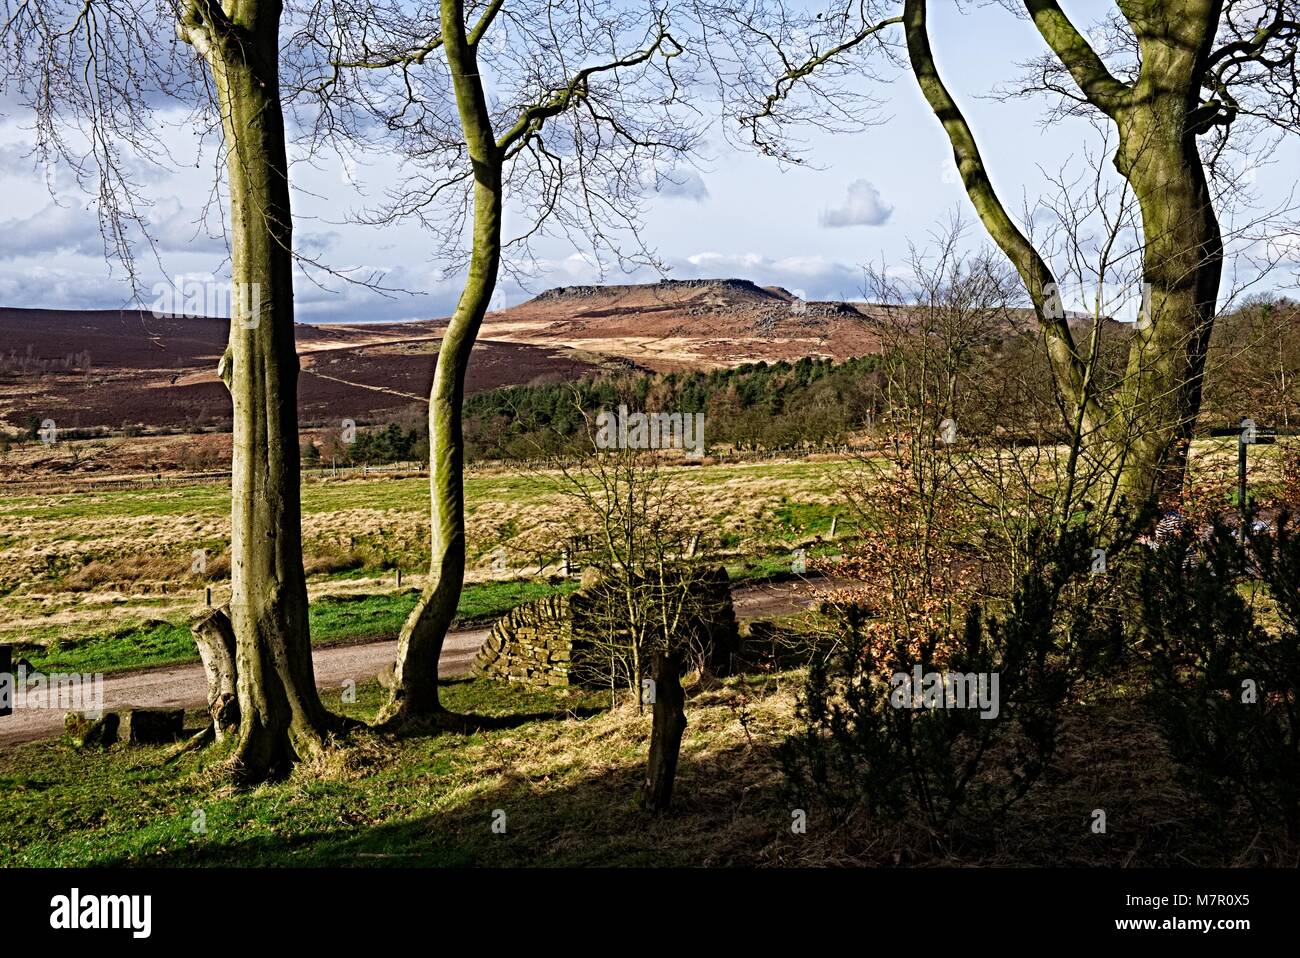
<box><xmin>656</xmin><ymin>169</ymin><xmax>709</xmax><ymax>202</ymax></box>
<box><xmin>679</xmin><ymin>252</ymin><xmax>862</xmax><ymax>298</ymax></box>
<box><xmin>819</xmin><ymin>179</ymin><xmax>893</xmax><ymax>228</ymax></box>
<box><xmin>296</xmin><ymin>232</ymin><xmax>341</xmax><ymax>256</ymax></box>
<box><xmin>147</xmin><ymin>197</ymin><xmax>228</xmax><ymax>255</ymax></box>
<box><xmin>0</xmin><ymin>262</ymin><xmax>142</xmax><ymax>308</ymax></box>
<box><xmin>0</xmin><ymin>203</ymin><xmax>106</xmax><ymax>261</ymax></box>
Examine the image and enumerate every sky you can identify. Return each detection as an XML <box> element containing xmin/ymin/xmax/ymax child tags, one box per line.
<box><xmin>0</xmin><ymin>1</ymin><xmax>1296</xmax><ymax>324</ymax></box>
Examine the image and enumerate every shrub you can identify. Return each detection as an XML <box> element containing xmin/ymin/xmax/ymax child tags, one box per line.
<box><xmin>1138</xmin><ymin>513</ymin><xmax>1300</xmax><ymax>840</ymax></box>
<box><xmin>781</xmin><ymin>525</ymin><xmax>1122</xmax><ymax>830</ymax></box>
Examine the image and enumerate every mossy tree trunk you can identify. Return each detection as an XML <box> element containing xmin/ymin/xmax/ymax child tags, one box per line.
<box><xmin>384</xmin><ymin>0</ymin><xmax>503</xmax><ymax>723</ymax></box>
<box><xmin>1107</xmin><ymin>0</ymin><xmax>1224</xmax><ymax>504</ymax></box>
<box><xmin>180</xmin><ymin>0</ymin><xmax>336</xmax><ymax>781</ymax></box>
<box><xmin>191</xmin><ymin>606</ymin><xmax>239</xmax><ymax>739</ymax></box>
<box><xmin>366</xmin><ymin>3</ymin><xmax>678</xmax><ymax>722</ymax></box>
<box><xmin>904</xmin><ymin>0</ymin><xmax>1226</xmax><ymax>512</ymax></box>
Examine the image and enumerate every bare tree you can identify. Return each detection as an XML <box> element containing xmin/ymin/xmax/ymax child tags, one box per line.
<box><xmin>1</xmin><ymin>0</ymin><xmax>349</xmax><ymax>782</ymax></box>
<box><xmin>550</xmin><ymin>435</ymin><xmax>730</xmax><ymax>812</ymax></box>
<box><xmin>1203</xmin><ymin>296</ymin><xmax>1300</xmax><ymax>429</ymax></box>
<box><xmin>557</xmin><ymin>451</ymin><xmax>723</xmax><ymax>696</ymax></box>
<box><xmin>687</xmin><ymin>0</ymin><xmax>903</xmax><ymax>162</ymax></box>
<box><xmin>704</xmin><ymin>0</ymin><xmax>1300</xmax><ymax>512</ymax></box>
<box><xmin>904</xmin><ymin>0</ymin><xmax>1299</xmax><ymax>509</ymax></box>
<box><xmin>834</xmin><ymin>220</ymin><xmax>1027</xmax><ymax>629</ymax></box>
<box><xmin>297</xmin><ymin>0</ymin><xmax>698</xmax><ymax>725</ymax></box>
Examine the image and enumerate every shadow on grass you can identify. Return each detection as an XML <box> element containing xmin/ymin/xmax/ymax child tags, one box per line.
<box><xmin>96</xmin><ymin>742</ymin><xmax>786</xmax><ymax>868</ymax></box>
<box><xmin>371</xmin><ymin>706</ymin><xmax>609</xmax><ymax>740</ymax></box>
<box><xmin>361</xmin><ymin>675</ymin><xmax>609</xmax><ymax>739</ymax></box>
<box><xmin>18</xmin><ymin>677</ymin><xmax>1298</xmax><ymax>869</ymax></box>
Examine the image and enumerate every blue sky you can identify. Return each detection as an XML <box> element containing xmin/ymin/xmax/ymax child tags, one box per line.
<box><xmin>0</xmin><ymin>1</ymin><xmax>1295</xmax><ymax>323</ymax></box>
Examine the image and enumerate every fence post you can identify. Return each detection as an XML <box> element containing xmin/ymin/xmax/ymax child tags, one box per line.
<box><xmin>1239</xmin><ymin>430</ymin><xmax>1248</xmax><ymax>541</ymax></box>
<box><xmin>0</xmin><ymin>644</ymin><xmax>11</xmax><ymax>718</ymax></box>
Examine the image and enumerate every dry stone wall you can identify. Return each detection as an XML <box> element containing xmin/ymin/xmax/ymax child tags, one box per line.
<box><xmin>473</xmin><ymin>569</ymin><xmax>738</xmax><ymax>687</ymax></box>
<box><xmin>472</xmin><ymin>594</ymin><xmax>583</xmax><ymax>686</ymax></box>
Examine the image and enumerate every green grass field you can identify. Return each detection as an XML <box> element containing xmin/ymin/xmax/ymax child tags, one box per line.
<box><xmin>1</xmin><ymin>444</ymin><xmax>1291</xmax><ymax>869</ymax></box>
<box><xmin>17</xmin><ymin>579</ymin><xmax>579</xmax><ymax>675</ymax></box>
<box><xmin>0</xmin><ymin>457</ymin><xmax>854</xmax><ymax>670</ymax></box>
<box><xmin>0</xmin><ymin>670</ymin><xmax>1270</xmax><ymax>868</ymax></box>
<box><xmin>3</xmin><ymin>438</ymin><xmax>1281</xmax><ymax>675</ymax></box>
<box><xmin>0</xmin><ymin>675</ymin><xmax>802</xmax><ymax>867</ymax></box>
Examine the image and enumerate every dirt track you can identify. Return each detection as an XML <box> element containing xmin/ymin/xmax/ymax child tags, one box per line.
<box><xmin>0</xmin><ymin>578</ymin><xmax>835</xmax><ymax>747</ymax></box>
<box><xmin>0</xmin><ymin>630</ymin><xmax>488</xmax><ymax>748</ymax></box>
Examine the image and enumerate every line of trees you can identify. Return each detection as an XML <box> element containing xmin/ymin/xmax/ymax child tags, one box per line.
<box><xmin>462</xmin><ymin>356</ymin><xmax>883</xmax><ymax>459</ymax></box>
<box><xmin>333</xmin><ymin>289</ymin><xmax>1300</xmax><ymax>468</ymax></box>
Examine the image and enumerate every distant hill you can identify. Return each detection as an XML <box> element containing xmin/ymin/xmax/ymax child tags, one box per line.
<box><xmin>483</xmin><ymin>278</ymin><xmax>885</xmax><ymax>368</ymax></box>
<box><xmin>483</xmin><ymin>277</ymin><xmax>1123</xmax><ymax>369</ymax></box>
<box><xmin>0</xmin><ymin>307</ymin><xmax>599</xmax><ymax>432</ymax></box>
<box><xmin>0</xmin><ymin>280</ymin><xmax>1121</xmax><ymax>433</ymax></box>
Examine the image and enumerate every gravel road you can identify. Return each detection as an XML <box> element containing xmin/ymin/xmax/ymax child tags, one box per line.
<box><xmin>0</xmin><ymin>578</ymin><xmax>836</xmax><ymax>747</ymax></box>
<box><xmin>0</xmin><ymin>630</ymin><xmax>487</xmax><ymax>747</ymax></box>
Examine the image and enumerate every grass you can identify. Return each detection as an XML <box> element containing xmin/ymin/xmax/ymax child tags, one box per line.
<box><xmin>1</xmin><ymin>670</ymin><xmax>1290</xmax><ymax>867</ymax></box>
<box><xmin>0</xmin><ymin>674</ymin><xmax>802</xmax><ymax>867</ymax></box>
<box><xmin>726</xmin><ymin>543</ymin><xmax>845</xmax><ymax>583</ymax></box>
<box><xmin>0</xmin><ymin>457</ymin><xmax>851</xmax><ymax>643</ymax></box>
<box><xmin>18</xmin><ymin>578</ymin><xmax>576</xmax><ymax>676</ymax></box>
<box><xmin>12</xmin><ymin>558</ymin><xmax>809</xmax><ymax>676</ymax></box>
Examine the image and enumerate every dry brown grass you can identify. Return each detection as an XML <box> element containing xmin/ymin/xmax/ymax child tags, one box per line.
<box><xmin>398</xmin><ymin>667</ymin><xmax>1300</xmax><ymax>866</ymax></box>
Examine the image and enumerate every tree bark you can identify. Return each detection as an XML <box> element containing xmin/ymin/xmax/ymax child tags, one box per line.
<box><xmin>181</xmin><ymin>0</ymin><xmax>337</xmax><ymax>780</ymax></box>
<box><xmin>903</xmin><ymin>0</ymin><xmax>1099</xmax><ymax>436</ymax></box>
<box><xmin>903</xmin><ymin>0</ymin><xmax>1226</xmax><ymax>513</ymax></box>
<box><xmin>643</xmin><ymin>649</ymin><xmax>687</xmax><ymax>812</ymax></box>
<box><xmin>384</xmin><ymin>0</ymin><xmax>503</xmax><ymax>723</ymax></box>
<box><xmin>1108</xmin><ymin>0</ymin><xmax>1224</xmax><ymax>504</ymax></box>
<box><xmin>191</xmin><ymin>606</ymin><xmax>240</xmax><ymax>739</ymax></box>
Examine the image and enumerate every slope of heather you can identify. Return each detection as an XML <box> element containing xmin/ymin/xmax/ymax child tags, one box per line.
<box><xmin>0</xmin><ymin>308</ymin><xmax>600</xmax><ymax>432</ymax></box>
<box><xmin>0</xmin><ymin>281</ymin><xmax>1120</xmax><ymax>435</ymax></box>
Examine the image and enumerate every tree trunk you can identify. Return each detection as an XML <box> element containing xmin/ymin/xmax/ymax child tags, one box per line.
<box><xmin>1109</xmin><ymin>5</ymin><xmax>1224</xmax><ymax>505</ymax></box>
<box><xmin>643</xmin><ymin>649</ymin><xmax>687</xmax><ymax>812</ymax></box>
<box><xmin>904</xmin><ymin>0</ymin><xmax>1225</xmax><ymax>514</ymax></box>
<box><xmin>384</xmin><ymin>0</ymin><xmax>503</xmax><ymax>724</ymax></box>
<box><xmin>903</xmin><ymin>0</ymin><xmax>1102</xmax><ymax>449</ymax></box>
<box><xmin>191</xmin><ymin>606</ymin><xmax>239</xmax><ymax>740</ymax></box>
<box><xmin>185</xmin><ymin>0</ymin><xmax>337</xmax><ymax>781</ymax></box>
<box><xmin>0</xmin><ymin>644</ymin><xmax>10</xmax><ymax>719</ymax></box>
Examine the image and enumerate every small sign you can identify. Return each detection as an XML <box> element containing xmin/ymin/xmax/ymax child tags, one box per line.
<box><xmin>1209</xmin><ymin>422</ymin><xmax>1278</xmax><ymax>444</ymax></box>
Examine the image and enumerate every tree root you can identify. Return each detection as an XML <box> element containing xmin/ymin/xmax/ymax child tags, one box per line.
<box><xmin>163</xmin><ymin>723</ymin><xmax>215</xmax><ymax>764</ymax></box>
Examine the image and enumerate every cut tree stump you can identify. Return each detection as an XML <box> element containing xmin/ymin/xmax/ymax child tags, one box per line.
<box><xmin>191</xmin><ymin>606</ymin><xmax>239</xmax><ymax>740</ymax></box>
<box><xmin>643</xmin><ymin>648</ymin><xmax>687</xmax><ymax>813</ymax></box>
<box><xmin>118</xmin><ymin>708</ymin><xmax>185</xmax><ymax>745</ymax></box>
